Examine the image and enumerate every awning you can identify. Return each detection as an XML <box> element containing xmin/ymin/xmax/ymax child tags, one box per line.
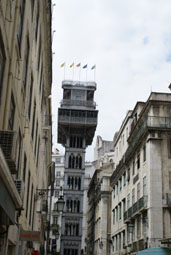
<box><xmin>137</xmin><ymin>247</ymin><xmax>171</xmax><ymax>254</ymax></box>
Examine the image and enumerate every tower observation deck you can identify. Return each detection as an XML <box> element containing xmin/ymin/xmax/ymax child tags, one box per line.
<box><xmin>57</xmin><ymin>80</ymin><xmax>98</xmax><ymax>255</ymax></box>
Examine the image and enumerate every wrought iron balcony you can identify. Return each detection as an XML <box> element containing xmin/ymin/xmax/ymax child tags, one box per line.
<box><xmin>110</xmin><ymin>116</ymin><xmax>171</xmax><ymax>186</ymax></box>
<box><xmin>124</xmin><ymin>196</ymin><xmax>147</xmax><ymax>222</ymax></box>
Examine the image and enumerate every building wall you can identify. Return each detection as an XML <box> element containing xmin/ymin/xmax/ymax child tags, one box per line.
<box><xmin>110</xmin><ymin>93</ymin><xmax>171</xmax><ymax>255</ymax></box>
<box><xmin>0</xmin><ymin>1</ymin><xmax>52</xmax><ymax>254</ymax></box>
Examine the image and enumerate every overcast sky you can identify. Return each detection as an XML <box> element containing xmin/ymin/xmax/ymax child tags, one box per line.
<box><xmin>51</xmin><ymin>0</ymin><xmax>171</xmax><ymax>161</ymax></box>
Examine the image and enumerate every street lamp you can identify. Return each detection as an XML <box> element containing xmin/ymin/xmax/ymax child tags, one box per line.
<box><xmin>56</xmin><ymin>196</ymin><xmax>65</xmax><ymax>212</ymax></box>
<box><xmin>99</xmin><ymin>240</ymin><xmax>103</xmax><ymax>249</ymax></box>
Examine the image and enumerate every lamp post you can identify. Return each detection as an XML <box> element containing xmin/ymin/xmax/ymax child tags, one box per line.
<box><xmin>56</xmin><ymin>196</ymin><xmax>65</xmax><ymax>212</ymax></box>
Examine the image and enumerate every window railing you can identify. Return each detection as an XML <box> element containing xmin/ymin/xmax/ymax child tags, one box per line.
<box><xmin>61</xmin><ymin>99</ymin><xmax>96</xmax><ymax>108</ymax></box>
<box><xmin>58</xmin><ymin>115</ymin><xmax>97</xmax><ymax>124</ymax></box>
<box><xmin>110</xmin><ymin>116</ymin><xmax>171</xmax><ymax>185</ymax></box>
<box><xmin>123</xmin><ymin>196</ymin><xmax>147</xmax><ymax>222</ymax></box>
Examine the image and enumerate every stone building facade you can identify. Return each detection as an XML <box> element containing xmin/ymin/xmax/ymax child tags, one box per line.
<box><xmin>87</xmin><ymin>136</ymin><xmax>114</xmax><ymax>255</ymax></box>
<box><xmin>110</xmin><ymin>92</ymin><xmax>171</xmax><ymax>254</ymax></box>
<box><xmin>57</xmin><ymin>80</ymin><xmax>98</xmax><ymax>255</ymax></box>
<box><xmin>0</xmin><ymin>1</ymin><xmax>52</xmax><ymax>254</ymax></box>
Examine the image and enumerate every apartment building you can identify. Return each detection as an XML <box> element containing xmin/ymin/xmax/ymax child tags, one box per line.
<box><xmin>57</xmin><ymin>80</ymin><xmax>98</xmax><ymax>255</ymax></box>
<box><xmin>49</xmin><ymin>151</ymin><xmax>65</xmax><ymax>255</ymax></box>
<box><xmin>110</xmin><ymin>92</ymin><xmax>171</xmax><ymax>254</ymax></box>
<box><xmin>0</xmin><ymin>1</ymin><xmax>52</xmax><ymax>254</ymax></box>
<box><xmin>87</xmin><ymin>136</ymin><xmax>114</xmax><ymax>255</ymax></box>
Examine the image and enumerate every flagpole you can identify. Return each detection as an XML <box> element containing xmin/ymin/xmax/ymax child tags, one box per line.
<box><xmin>94</xmin><ymin>67</ymin><xmax>96</xmax><ymax>81</ymax></box>
<box><xmin>72</xmin><ymin>65</ymin><xmax>74</xmax><ymax>80</ymax></box>
<box><xmin>79</xmin><ymin>65</ymin><xmax>81</xmax><ymax>81</ymax></box>
<box><xmin>64</xmin><ymin>64</ymin><xmax>66</xmax><ymax>80</ymax></box>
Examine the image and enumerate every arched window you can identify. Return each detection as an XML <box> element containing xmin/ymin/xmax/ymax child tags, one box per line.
<box><xmin>79</xmin><ymin>155</ymin><xmax>82</xmax><ymax>169</ymax></box>
<box><xmin>72</xmin><ymin>155</ymin><xmax>75</xmax><ymax>168</ymax></box>
<box><xmin>68</xmin><ymin>177</ymin><xmax>71</xmax><ymax>188</ymax></box>
<box><xmin>77</xmin><ymin>200</ymin><xmax>80</xmax><ymax>213</ymax></box>
<box><xmin>71</xmin><ymin>177</ymin><xmax>74</xmax><ymax>189</ymax></box>
<box><xmin>69</xmin><ymin>155</ymin><xmax>72</xmax><ymax>168</ymax></box>
<box><xmin>76</xmin><ymin>156</ymin><xmax>79</xmax><ymax>168</ymax></box>
<box><xmin>75</xmin><ymin>177</ymin><xmax>78</xmax><ymax>189</ymax></box>
<box><xmin>66</xmin><ymin>200</ymin><xmax>69</xmax><ymax>212</ymax></box>
<box><xmin>78</xmin><ymin>177</ymin><xmax>81</xmax><ymax>190</ymax></box>
<box><xmin>74</xmin><ymin>200</ymin><xmax>77</xmax><ymax>213</ymax></box>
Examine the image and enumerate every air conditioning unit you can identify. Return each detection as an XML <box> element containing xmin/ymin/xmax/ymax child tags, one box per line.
<box><xmin>0</xmin><ymin>131</ymin><xmax>17</xmax><ymax>174</ymax></box>
<box><xmin>14</xmin><ymin>179</ymin><xmax>25</xmax><ymax>201</ymax></box>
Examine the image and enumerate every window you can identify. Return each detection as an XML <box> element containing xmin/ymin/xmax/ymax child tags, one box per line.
<box><xmin>39</xmin><ymin>64</ymin><xmax>43</xmax><ymax>92</ymax></box>
<box><xmin>137</xmin><ymin>216</ymin><xmax>141</xmax><ymax>239</ymax></box>
<box><xmin>116</xmin><ymin>206</ymin><xmax>118</xmax><ymax>222</ymax></box>
<box><xmin>119</xmin><ymin>203</ymin><xmax>122</xmax><ymax>220</ymax></box>
<box><xmin>31</xmin><ymin>101</ymin><xmax>36</xmax><ymax>139</ymax></box>
<box><xmin>23</xmin><ymin>36</ymin><xmax>30</xmax><ymax>91</ymax></box>
<box><xmin>34</xmin><ymin>120</ymin><xmax>38</xmax><ymax>156</ymax></box>
<box><xmin>56</xmin><ymin>171</ymin><xmax>61</xmax><ymax>177</ymax></box>
<box><xmin>56</xmin><ymin>180</ymin><xmax>60</xmax><ymax>187</ymax></box>
<box><xmin>22</xmin><ymin>153</ymin><xmax>27</xmax><ymax>182</ymax></box>
<box><xmin>122</xmin><ymin>231</ymin><xmax>125</xmax><ymax>248</ymax></box>
<box><xmin>143</xmin><ymin>176</ymin><xmax>146</xmax><ymax>196</ymax></box>
<box><xmin>17</xmin><ymin>0</ymin><xmax>25</xmax><ymax>50</ymax></box>
<box><xmin>132</xmin><ymin>160</ymin><xmax>135</xmax><ymax>176</ymax></box>
<box><xmin>122</xmin><ymin>198</ymin><xmax>126</xmax><ymax>213</ymax></box>
<box><xmin>26</xmin><ymin>171</ymin><xmax>30</xmax><ymax>218</ymax></box>
<box><xmin>113</xmin><ymin>209</ymin><xmax>115</xmax><ymax>224</ymax></box>
<box><xmin>36</xmin><ymin>136</ymin><xmax>40</xmax><ymax>167</ymax></box>
<box><xmin>137</xmin><ymin>182</ymin><xmax>140</xmax><ymax>200</ymax></box>
<box><xmin>55</xmin><ymin>157</ymin><xmax>61</xmax><ymax>164</ymax></box>
<box><xmin>35</xmin><ymin>2</ymin><xmax>39</xmax><ymax>41</ymax></box>
<box><xmin>8</xmin><ymin>93</ymin><xmax>15</xmax><ymax>130</ymax></box>
<box><xmin>137</xmin><ymin>152</ymin><xmax>140</xmax><ymax>169</ymax></box>
<box><xmin>55</xmin><ymin>191</ymin><xmax>59</xmax><ymax>198</ymax></box>
<box><xmin>116</xmin><ymin>183</ymin><xmax>118</xmax><ymax>196</ymax></box>
<box><xmin>127</xmin><ymin>168</ymin><xmax>130</xmax><ymax>184</ymax></box>
<box><xmin>143</xmin><ymin>144</ymin><xmax>146</xmax><ymax>162</ymax></box>
<box><xmin>123</xmin><ymin>172</ymin><xmax>126</xmax><ymax>186</ymax></box>
<box><xmin>29</xmin><ymin>184</ymin><xmax>33</xmax><ymax>225</ymax></box>
<box><xmin>53</xmin><ymin>216</ymin><xmax>58</xmax><ymax>224</ymax></box>
<box><xmin>0</xmin><ymin>33</ymin><xmax>6</xmax><ymax>101</ymax></box>
<box><xmin>17</xmin><ymin>129</ymin><xmax>22</xmax><ymax>175</ymax></box>
<box><xmin>113</xmin><ymin>186</ymin><xmax>115</xmax><ymax>198</ymax></box>
<box><xmin>37</xmin><ymin>36</ymin><xmax>41</xmax><ymax>70</ymax></box>
<box><xmin>168</xmin><ymin>136</ymin><xmax>171</xmax><ymax>158</ymax></box>
<box><xmin>63</xmin><ymin>89</ymin><xmax>71</xmax><ymax>99</ymax></box>
<box><xmin>132</xmin><ymin>188</ymin><xmax>135</xmax><ymax>205</ymax></box>
<box><xmin>87</xmin><ymin>90</ymin><xmax>94</xmax><ymax>101</ymax></box>
<box><xmin>28</xmin><ymin>73</ymin><xmax>33</xmax><ymax>120</ymax></box>
<box><xmin>127</xmin><ymin>193</ymin><xmax>130</xmax><ymax>209</ymax></box>
<box><xmin>119</xmin><ymin>177</ymin><xmax>122</xmax><ymax>191</ymax></box>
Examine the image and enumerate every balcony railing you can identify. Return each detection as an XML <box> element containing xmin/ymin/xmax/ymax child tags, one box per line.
<box><xmin>124</xmin><ymin>196</ymin><xmax>147</xmax><ymax>221</ymax></box>
<box><xmin>110</xmin><ymin>116</ymin><xmax>171</xmax><ymax>185</ymax></box>
<box><xmin>58</xmin><ymin>115</ymin><xmax>97</xmax><ymax>125</ymax></box>
<box><xmin>61</xmin><ymin>99</ymin><xmax>96</xmax><ymax>108</ymax></box>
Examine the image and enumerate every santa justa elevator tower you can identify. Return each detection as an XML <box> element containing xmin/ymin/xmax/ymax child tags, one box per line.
<box><xmin>58</xmin><ymin>80</ymin><xmax>98</xmax><ymax>255</ymax></box>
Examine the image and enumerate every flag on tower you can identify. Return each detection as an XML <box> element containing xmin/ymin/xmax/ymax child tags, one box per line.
<box><xmin>70</xmin><ymin>62</ymin><xmax>74</xmax><ymax>68</ymax></box>
<box><xmin>60</xmin><ymin>62</ymin><xmax>65</xmax><ymax>68</ymax></box>
<box><xmin>76</xmin><ymin>63</ymin><xmax>81</xmax><ymax>67</ymax></box>
<box><xmin>83</xmin><ymin>64</ymin><xmax>87</xmax><ymax>69</ymax></box>
<box><xmin>91</xmin><ymin>65</ymin><xmax>96</xmax><ymax>70</ymax></box>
